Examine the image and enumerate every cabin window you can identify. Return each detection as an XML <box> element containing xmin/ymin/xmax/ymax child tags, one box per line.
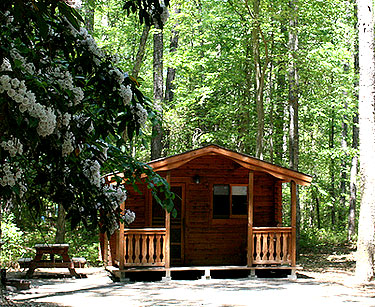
<box><xmin>213</xmin><ymin>184</ymin><xmax>248</xmax><ymax>219</ymax></box>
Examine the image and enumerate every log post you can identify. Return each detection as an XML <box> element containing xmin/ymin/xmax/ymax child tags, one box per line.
<box><xmin>290</xmin><ymin>180</ymin><xmax>297</xmax><ymax>267</ymax></box>
<box><xmin>119</xmin><ymin>201</ymin><xmax>125</xmax><ymax>270</ymax></box>
<box><xmin>247</xmin><ymin>171</ymin><xmax>254</xmax><ymax>267</ymax></box>
<box><xmin>103</xmin><ymin>232</ymin><xmax>109</xmax><ymax>266</ymax></box>
<box><xmin>165</xmin><ymin>172</ymin><xmax>171</xmax><ymax>269</ymax></box>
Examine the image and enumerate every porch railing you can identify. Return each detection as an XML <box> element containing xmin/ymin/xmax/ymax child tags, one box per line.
<box><xmin>252</xmin><ymin>227</ymin><xmax>292</xmax><ymax>265</ymax></box>
<box><xmin>122</xmin><ymin>228</ymin><xmax>166</xmax><ymax>267</ymax></box>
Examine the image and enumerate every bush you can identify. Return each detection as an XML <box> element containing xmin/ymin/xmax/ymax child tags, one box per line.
<box><xmin>1</xmin><ymin>214</ymin><xmax>27</xmax><ymax>268</ymax></box>
<box><xmin>300</xmin><ymin>226</ymin><xmax>348</xmax><ymax>253</ymax></box>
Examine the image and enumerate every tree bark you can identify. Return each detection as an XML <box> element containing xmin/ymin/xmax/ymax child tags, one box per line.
<box><xmin>151</xmin><ymin>23</ymin><xmax>164</xmax><ymax>160</ymax></box>
<box><xmin>288</xmin><ymin>0</ymin><xmax>300</xmax><ymax>257</ymax></box>
<box><xmin>348</xmin><ymin>114</ymin><xmax>358</xmax><ymax>241</ymax></box>
<box><xmin>252</xmin><ymin>0</ymin><xmax>265</xmax><ymax>160</ymax></box>
<box><xmin>55</xmin><ymin>203</ymin><xmax>66</xmax><ymax>244</ymax></box>
<box><xmin>132</xmin><ymin>25</ymin><xmax>151</xmax><ymax>79</ymax></box>
<box><xmin>348</xmin><ymin>1</ymin><xmax>359</xmax><ymax>241</ymax></box>
<box><xmin>165</xmin><ymin>4</ymin><xmax>180</xmax><ymax>103</ymax></box>
<box><xmin>355</xmin><ymin>0</ymin><xmax>375</xmax><ymax>283</ymax></box>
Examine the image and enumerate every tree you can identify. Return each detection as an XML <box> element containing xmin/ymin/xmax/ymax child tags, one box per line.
<box><xmin>0</xmin><ymin>0</ymin><xmax>175</xmax><ymax>266</ymax></box>
<box><xmin>355</xmin><ymin>0</ymin><xmax>375</xmax><ymax>283</ymax></box>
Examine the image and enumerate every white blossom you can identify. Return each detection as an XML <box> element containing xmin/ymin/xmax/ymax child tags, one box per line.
<box><xmin>131</xmin><ymin>103</ymin><xmax>148</xmax><ymax>127</ymax></box>
<box><xmin>119</xmin><ymin>84</ymin><xmax>132</xmax><ymax>105</ymax></box>
<box><xmin>1</xmin><ymin>138</ymin><xmax>23</xmax><ymax>157</ymax></box>
<box><xmin>123</xmin><ymin>209</ymin><xmax>136</xmax><ymax>225</ymax></box>
<box><xmin>62</xmin><ymin>131</ymin><xmax>75</xmax><ymax>157</ymax></box>
<box><xmin>83</xmin><ymin>159</ymin><xmax>101</xmax><ymax>188</ymax></box>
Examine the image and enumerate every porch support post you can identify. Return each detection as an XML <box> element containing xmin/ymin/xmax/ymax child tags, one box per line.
<box><xmin>165</xmin><ymin>172</ymin><xmax>171</xmax><ymax>270</ymax></box>
<box><xmin>247</xmin><ymin>171</ymin><xmax>254</xmax><ymax>267</ymax></box>
<box><xmin>119</xmin><ymin>201</ymin><xmax>125</xmax><ymax>271</ymax></box>
<box><xmin>290</xmin><ymin>180</ymin><xmax>297</xmax><ymax>267</ymax></box>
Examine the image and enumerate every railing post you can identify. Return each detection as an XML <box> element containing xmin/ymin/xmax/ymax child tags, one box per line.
<box><xmin>165</xmin><ymin>172</ymin><xmax>171</xmax><ymax>269</ymax></box>
<box><xmin>247</xmin><ymin>171</ymin><xmax>254</xmax><ymax>267</ymax></box>
<box><xmin>119</xmin><ymin>201</ymin><xmax>125</xmax><ymax>270</ymax></box>
<box><xmin>290</xmin><ymin>180</ymin><xmax>297</xmax><ymax>267</ymax></box>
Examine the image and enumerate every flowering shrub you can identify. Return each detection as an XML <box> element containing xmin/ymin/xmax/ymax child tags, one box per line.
<box><xmin>0</xmin><ymin>1</ymin><xmax>175</xmax><ymax>235</ymax></box>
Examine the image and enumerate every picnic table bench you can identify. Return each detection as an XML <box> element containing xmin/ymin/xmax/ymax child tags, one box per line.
<box><xmin>18</xmin><ymin>244</ymin><xmax>86</xmax><ymax>278</ymax></box>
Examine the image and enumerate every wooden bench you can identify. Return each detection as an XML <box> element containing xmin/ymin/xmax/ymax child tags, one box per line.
<box><xmin>72</xmin><ymin>257</ymin><xmax>87</xmax><ymax>268</ymax></box>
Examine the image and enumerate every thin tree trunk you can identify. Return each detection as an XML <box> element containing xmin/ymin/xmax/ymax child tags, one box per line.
<box><xmin>329</xmin><ymin>107</ymin><xmax>336</xmax><ymax>226</ymax></box>
<box><xmin>348</xmin><ymin>1</ymin><xmax>359</xmax><ymax>241</ymax></box>
<box><xmin>151</xmin><ymin>23</ymin><xmax>164</xmax><ymax>160</ymax></box>
<box><xmin>165</xmin><ymin>4</ymin><xmax>180</xmax><ymax>103</ymax></box>
<box><xmin>55</xmin><ymin>203</ymin><xmax>66</xmax><ymax>243</ymax></box>
<box><xmin>348</xmin><ymin>113</ymin><xmax>358</xmax><ymax>241</ymax></box>
<box><xmin>316</xmin><ymin>194</ymin><xmax>321</xmax><ymax>229</ymax></box>
<box><xmin>288</xmin><ymin>0</ymin><xmax>300</xmax><ymax>257</ymax></box>
<box><xmin>132</xmin><ymin>25</ymin><xmax>151</xmax><ymax>79</ymax></box>
<box><xmin>355</xmin><ymin>0</ymin><xmax>375</xmax><ymax>283</ymax></box>
<box><xmin>252</xmin><ymin>0</ymin><xmax>264</xmax><ymax>160</ymax></box>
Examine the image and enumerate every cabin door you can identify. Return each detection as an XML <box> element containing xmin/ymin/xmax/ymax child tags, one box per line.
<box><xmin>170</xmin><ymin>184</ymin><xmax>185</xmax><ymax>266</ymax></box>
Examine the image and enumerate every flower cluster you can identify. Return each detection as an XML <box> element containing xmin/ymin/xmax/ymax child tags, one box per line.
<box><xmin>131</xmin><ymin>103</ymin><xmax>148</xmax><ymax>126</ymax></box>
<box><xmin>1</xmin><ymin>138</ymin><xmax>23</xmax><ymax>157</ymax></box>
<box><xmin>10</xmin><ymin>49</ymin><xmax>35</xmax><ymax>75</ymax></box>
<box><xmin>109</xmin><ymin>68</ymin><xmax>125</xmax><ymax>85</ymax></box>
<box><xmin>119</xmin><ymin>84</ymin><xmax>132</xmax><ymax>105</ymax></box>
<box><xmin>104</xmin><ymin>185</ymin><xmax>127</xmax><ymax>207</ymax></box>
<box><xmin>62</xmin><ymin>132</ymin><xmax>75</xmax><ymax>157</ymax></box>
<box><xmin>123</xmin><ymin>209</ymin><xmax>136</xmax><ymax>225</ymax></box>
<box><xmin>50</xmin><ymin>67</ymin><xmax>84</xmax><ymax>105</ymax></box>
<box><xmin>0</xmin><ymin>74</ymin><xmax>57</xmax><ymax>137</ymax></box>
<box><xmin>83</xmin><ymin>159</ymin><xmax>101</xmax><ymax>188</ymax></box>
<box><xmin>72</xmin><ymin>27</ymin><xmax>104</xmax><ymax>66</ymax></box>
<box><xmin>0</xmin><ymin>162</ymin><xmax>27</xmax><ymax>197</ymax></box>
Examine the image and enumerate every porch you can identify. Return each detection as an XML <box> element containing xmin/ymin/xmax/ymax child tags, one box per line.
<box><xmin>104</xmin><ymin>226</ymin><xmax>296</xmax><ymax>269</ymax></box>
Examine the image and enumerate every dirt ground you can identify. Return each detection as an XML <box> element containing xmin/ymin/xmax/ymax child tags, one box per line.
<box><xmin>3</xmin><ymin>248</ymin><xmax>375</xmax><ymax>307</ymax></box>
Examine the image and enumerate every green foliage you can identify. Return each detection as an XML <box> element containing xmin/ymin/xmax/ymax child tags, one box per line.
<box><xmin>0</xmin><ymin>214</ymin><xmax>26</xmax><ymax>268</ymax></box>
<box><xmin>300</xmin><ymin>226</ymin><xmax>349</xmax><ymax>253</ymax></box>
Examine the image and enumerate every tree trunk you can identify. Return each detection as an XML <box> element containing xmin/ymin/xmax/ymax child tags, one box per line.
<box><xmin>55</xmin><ymin>203</ymin><xmax>66</xmax><ymax>244</ymax></box>
<box><xmin>132</xmin><ymin>25</ymin><xmax>151</xmax><ymax>79</ymax></box>
<box><xmin>355</xmin><ymin>0</ymin><xmax>375</xmax><ymax>283</ymax></box>
<box><xmin>348</xmin><ymin>113</ymin><xmax>358</xmax><ymax>241</ymax></box>
<box><xmin>151</xmin><ymin>22</ymin><xmax>164</xmax><ymax>160</ymax></box>
<box><xmin>348</xmin><ymin>1</ymin><xmax>359</xmax><ymax>241</ymax></box>
<box><xmin>288</xmin><ymin>0</ymin><xmax>300</xmax><ymax>257</ymax></box>
<box><xmin>165</xmin><ymin>4</ymin><xmax>180</xmax><ymax>103</ymax></box>
<box><xmin>252</xmin><ymin>0</ymin><xmax>264</xmax><ymax>160</ymax></box>
<box><xmin>329</xmin><ymin>107</ymin><xmax>336</xmax><ymax>226</ymax></box>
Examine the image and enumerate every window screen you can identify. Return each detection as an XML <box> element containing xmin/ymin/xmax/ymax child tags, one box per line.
<box><xmin>231</xmin><ymin>186</ymin><xmax>248</xmax><ymax>215</ymax></box>
<box><xmin>213</xmin><ymin>184</ymin><xmax>230</xmax><ymax>218</ymax></box>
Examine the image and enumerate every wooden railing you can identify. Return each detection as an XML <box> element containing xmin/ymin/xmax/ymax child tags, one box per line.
<box><xmin>252</xmin><ymin>227</ymin><xmax>292</xmax><ymax>265</ymax></box>
<box><xmin>122</xmin><ymin>228</ymin><xmax>166</xmax><ymax>267</ymax></box>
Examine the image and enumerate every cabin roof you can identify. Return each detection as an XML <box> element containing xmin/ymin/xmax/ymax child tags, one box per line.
<box><xmin>149</xmin><ymin>144</ymin><xmax>312</xmax><ymax>186</ymax></box>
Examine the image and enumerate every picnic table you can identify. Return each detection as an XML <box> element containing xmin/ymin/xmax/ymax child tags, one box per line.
<box><xmin>18</xmin><ymin>244</ymin><xmax>86</xmax><ymax>278</ymax></box>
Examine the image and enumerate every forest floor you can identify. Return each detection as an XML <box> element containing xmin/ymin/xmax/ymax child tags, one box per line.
<box><xmin>3</xmin><ymin>245</ymin><xmax>375</xmax><ymax>307</ymax></box>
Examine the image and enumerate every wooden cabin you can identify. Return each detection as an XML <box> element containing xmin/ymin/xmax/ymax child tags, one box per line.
<box><xmin>101</xmin><ymin>144</ymin><xmax>312</xmax><ymax>280</ymax></box>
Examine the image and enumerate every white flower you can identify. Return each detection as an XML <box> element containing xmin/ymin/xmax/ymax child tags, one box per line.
<box><xmin>131</xmin><ymin>103</ymin><xmax>148</xmax><ymax>127</ymax></box>
<box><xmin>83</xmin><ymin>159</ymin><xmax>101</xmax><ymax>188</ymax></box>
<box><xmin>119</xmin><ymin>84</ymin><xmax>132</xmax><ymax>105</ymax></box>
<box><xmin>62</xmin><ymin>132</ymin><xmax>75</xmax><ymax>157</ymax></box>
<box><xmin>123</xmin><ymin>209</ymin><xmax>135</xmax><ymax>224</ymax></box>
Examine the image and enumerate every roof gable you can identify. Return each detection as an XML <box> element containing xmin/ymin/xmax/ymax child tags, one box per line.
<box><xmin>149</xmin><ymin>144</ymin><xmax>312</xmax><ymax>186</ymax></box>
